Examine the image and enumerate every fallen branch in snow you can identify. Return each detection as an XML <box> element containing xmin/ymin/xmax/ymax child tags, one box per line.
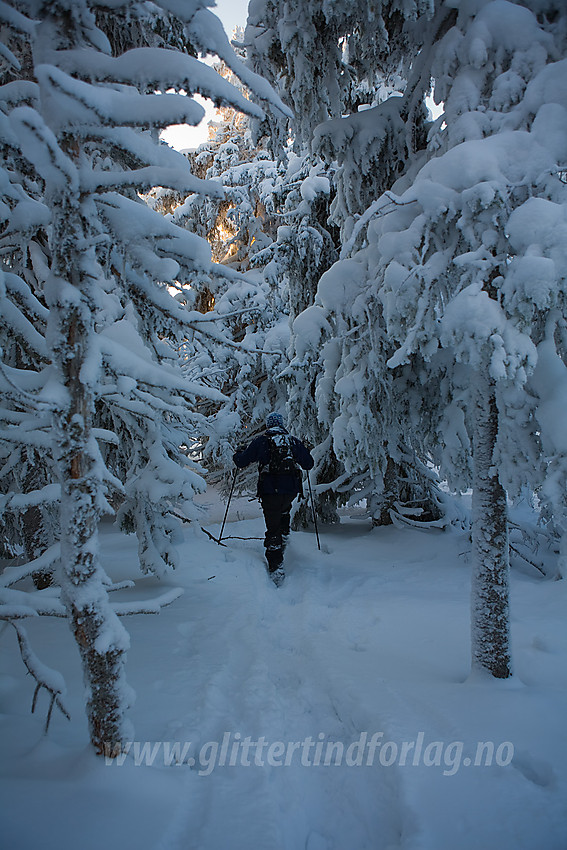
<box><xmin>197</xmin><ymin>522</ymin><xmax>263</xmax><ymax>545</ymax></box>
<box><xmin>218</xmin><ymin>535</ymin><xmax>264</xmax><ymax>541</ymax></box>
<box><xmin>169</xmin><ymin>511</ymin><xmax>237</xmax><ymax>547</ymax></box>
<box><xmin>200</xmin><ymin>526</ymin><xmax>227</xmax><ymax>546</ymax></box>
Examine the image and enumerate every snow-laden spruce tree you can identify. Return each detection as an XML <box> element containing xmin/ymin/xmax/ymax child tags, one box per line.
<box><xmin>243</xmin><ymin>0</ymin><xmax>398</xmax><ymax>520</ymax></box>
<box><xmin>0</xmin><ymin>0</ymin><xmax>288</xmax><ymax>751</ymax></box>
<box><xmin>291</xmin><ymin>254</ymin><xmax>448</xmax><ymax>527</ymax></box>
<box><xmin>280</xmin><ymin>0</ymin><xmax>566</xmax><ymax>675</ymax></box>
<box><xmin>269</xmin><ymin>3</ymin><xmax>451</xmax><ymax>525</ymax></box>
<box><xmin>244</xmin><ymin>0</ymin><xmax>430</xmax><ymax>159</ymax></box>
<box><xmin>259</xmin><ymin>153</ymin><xmax>345</xmax><ymax>525</ymax></box>
<box><xmin>0</xmin><ymin>97</ymin><xmax>55</xmax><ymax>579</ymax></box>
<box><xmin>153</xmin><ymin>32</ymin><xmax>280</xmax><ymax>272</ymax></box>
<box><xmin>150</xmin><ymin>57</ymin><xmax>292</xmax><ymax>486</ymax></box>
<box><xmin>242</xmin><ymin>2</ymin><xmax>458</xmax><ymax>530</ymax></box>
<box><xmin>358</xmin><ymin>0</ymin><xmax>567</xmax><ymax>676</ymax></box>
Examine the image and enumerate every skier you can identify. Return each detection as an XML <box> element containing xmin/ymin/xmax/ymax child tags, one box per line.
<box><xmin>233</xmin><ymin>412</ymin><xmax>314</xmax><ymax>581</ymax></box>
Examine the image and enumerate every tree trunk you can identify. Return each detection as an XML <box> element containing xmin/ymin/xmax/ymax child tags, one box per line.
<box><xmin>293</xmin><ymin>486</ymin><xmax>340</xmax><ymax>529</ymax></box>
<box><xmin>48</xmin><ymin>196</ymin><xmax>132</xmax><ymax>753</ymax></box>
<box><xmin>22</xmin><ymin>453</ymin><xmax>53</xmax><ymax>589</ymax></box>
<box><xmin>371</xmin><ymin>456</ymin><xmax>398</xmax><ymax>526</ymax></box>
<box><xmin>471</xmin><ymin>369</ymin><xmax>511</xmax><ymax>679</ymax></box>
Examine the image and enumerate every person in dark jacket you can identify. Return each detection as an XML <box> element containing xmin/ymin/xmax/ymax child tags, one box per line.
<box><xmin>233</xmin><ymin>412</ymin><xmax>314</xmax><ymax>573</ymax></box>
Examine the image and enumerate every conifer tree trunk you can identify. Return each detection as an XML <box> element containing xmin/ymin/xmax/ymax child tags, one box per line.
<box><xmin>371</xmin><ymin>456</ymin><xmax>398</xmax><ymax>526</ymax></box>
<box><xmin>49</xmin><ymin>194</ymin><xmax>131</xmax><ymax>753</ymax></box>
<box><xmin>23</xmin><ymin>457</ymin><xmax>53</xmax><ymax>589</ymax></box>
<box><xmin>471</xmin><ymin>368</ymin><xmax>511</xmax><ymax>679</ymax></box>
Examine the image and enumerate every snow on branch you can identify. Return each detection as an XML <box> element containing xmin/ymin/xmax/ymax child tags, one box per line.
<box><xmin>187</xmin><ymin>9</ymin><xmax>292</xmax><ymax>120</ymax></box>
<box><xmin>110</xmin><ymin>586</ymin><xmax>183</xmax><ymax>615</ymax></box>
<box><xmin>98</xmin><ymin>334</ymin><xmax>226</xmax><ymax>403</ymax></box>
<box><xmin>389</xmin><ymin>502</ymin><xmax>448</xmax><ymax>530</ymax></box>
<box><xmin>0</xmin><ymin>553</ymin><xmax>183</xmax><ymax>731</ymax></box>
<box><xmin>105</xmin><ymin>580</ymin><xmax>135</xmax><ymax>592</ymax></box>
<box><xmin>0</xmin><ymin>79</ymin><xmax>38</xmax><ymax>109</ymax></box>
<box><xmin>1</xmin><ymin>577</ymin><xmax>183</xmax><ymax>620</ymax></box>
<box><xmin>0</xmin><ymin>299</ymin><xmax>48</xmax><ymax>358</ymax></box>
<box><xmin>95</xmin><ymin>192</ymin><xmax>217</xmax><ymax>265</ymax></box>
<box><xmin>1</xmin><ymin>587</ymin><xmax>65</xmax><ymax>618</ymax></box>
<box><xmin>0</xmin><ymin>483</ymin><xmax>60</xmax><ymax>513</ymax></box>
<box><xmin>0</xmin><ymin>39</ymin><xmax>21</xmax><ymax>72</ymax></box>
<box><xmin>4</xmin><ymin>620</ymin><xmax>70</xmax><ymax>733</ymax></box>
<box><xmin>36</xmin><ymin>65</ymin><xmax>206</xmax><ymax>132</ymax></box>
<box><xmin>0</xmin><ymin>0</ymin><xmax>37</xmax><ymax>35</ymax></box>
<box><xmin>50</xmin><ymin>47</ymin><xmax>265</xmax><ymax>120</ymax></box>
<box><xmin>0</xmin><ymin>364</ymin><xmax>55</xmax><ymax>413</ymax></box>
<box><xmin>3</xmin><ymin>270</ymin><xmax>49</xmax><ymax>321</ymax></box>
<box><xmin>339</xmin><ymin>192</ymin><xmax>415</xmax><ymax>260</ymax></box>
<box><xmin>10</xmin><ymin>106</ymin><xmax>78</xmax><ymax>192</ymax></box>
<box><xmin>0</xmin><ymin>544</ymin><xmax>60</xmax><ymax>588</ymax></box>
<box><xmin>79</xmin><ymin>165</ymin><xmax>214</xmax><ymax>197</ymax></box>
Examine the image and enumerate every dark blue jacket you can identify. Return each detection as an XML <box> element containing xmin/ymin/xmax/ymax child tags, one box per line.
<box><xmin>233</xmin><ymin>427</ymin><xmax>314</xmax><ymax>496</ymax></box>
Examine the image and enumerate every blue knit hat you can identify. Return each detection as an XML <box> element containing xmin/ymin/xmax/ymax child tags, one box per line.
<box><xmin>266</xmin><ymin>411</ymin><xmax>284</xmax><ymax>429</ymax></box>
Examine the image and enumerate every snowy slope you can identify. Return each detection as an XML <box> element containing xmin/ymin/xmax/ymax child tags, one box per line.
<box><xmin>1</xmin><ymin>491</ymin><xmax>566</xmax><ymax>850</ymax></box>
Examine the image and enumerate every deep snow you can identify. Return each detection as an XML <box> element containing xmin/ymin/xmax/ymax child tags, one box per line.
<box><xmin>1</xmin><ymin>490</ymin><xmax>566</xmax><ymax>850</ymax></box>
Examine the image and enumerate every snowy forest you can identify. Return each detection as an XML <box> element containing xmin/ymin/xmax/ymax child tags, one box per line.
<box><xmin>1</xmin><ymin>1</ymin><xmax>566</xmax><ymax>849</ymax></box>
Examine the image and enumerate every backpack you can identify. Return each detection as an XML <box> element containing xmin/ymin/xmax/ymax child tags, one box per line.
<box><xmin>266</xmin><ymin>432</ymin><xmax>299</xmax><ymax>477</ymax></box>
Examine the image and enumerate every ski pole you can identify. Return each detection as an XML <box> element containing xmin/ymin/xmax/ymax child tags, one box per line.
<box><xmin>307</xmin><ymin>473</ymin><xmax>321</xmax><ymax>550</ymax></box>
<box><xmin>218</xmin><ymin>468</ymin><xmax>238</xmax><ymax>545</ymax></box>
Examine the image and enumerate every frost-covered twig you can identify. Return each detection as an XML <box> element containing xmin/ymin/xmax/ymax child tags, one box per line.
<box><xmin>121</xmin><ymin>285</ymin><xmax>280</xmax><ymax>355</ymax></box>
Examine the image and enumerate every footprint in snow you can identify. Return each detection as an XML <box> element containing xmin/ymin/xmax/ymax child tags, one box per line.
<box><xmin>306</xmin><ymin>831</ymin><xmax>330</xmax><ymax>850</ymax></box>
<box><xmin>512</xmin><ymin>750</ymin><xmax>555</xmax><ymax>788</ymax></box>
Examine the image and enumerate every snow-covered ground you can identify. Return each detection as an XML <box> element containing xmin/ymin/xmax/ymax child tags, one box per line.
<box><xmin>1</xmin><ymin>490</ymin><xmax>566</xmax><ymax>850</ymax></box>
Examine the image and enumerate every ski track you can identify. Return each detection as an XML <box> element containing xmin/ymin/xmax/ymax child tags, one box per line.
<box><xmin>3</xmin><ymin>512</ymin><xmax>564</xmax><ymax>850</ymax></box>
<box><xmin>132</xmin><ymin>513</ymin><xmax>563</xmax><ymax>850</ymax></box>
<box><xmin>157</xmin><ymin>522</ymin><xmax>408</xmax><ymax>850</ymax></box>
